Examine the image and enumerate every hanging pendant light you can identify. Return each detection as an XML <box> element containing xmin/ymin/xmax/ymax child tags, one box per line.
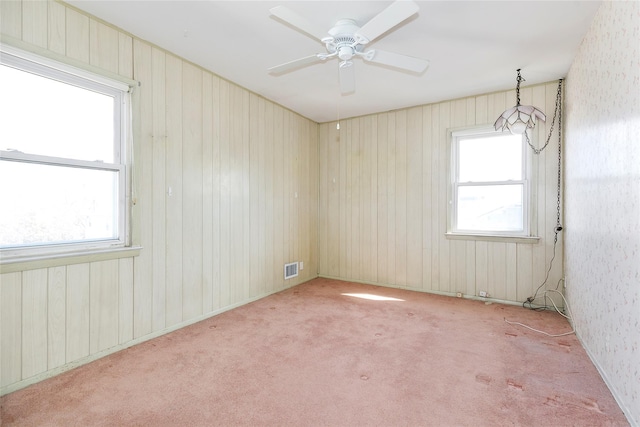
<box><xmin>494</xmin><ymin>69</ymin><xmax>546</xmax><ymax>134</ymax></box>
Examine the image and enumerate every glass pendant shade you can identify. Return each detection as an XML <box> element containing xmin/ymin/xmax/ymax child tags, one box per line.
<box><xmin>494</xmin><ymin>104</ymin><xmax>546</xmax><ymax>134</ymax></box>
<box><xmin>494</xmin><ymin>69</ymin><xmax>546</xmax><ymax>134</ymax></box>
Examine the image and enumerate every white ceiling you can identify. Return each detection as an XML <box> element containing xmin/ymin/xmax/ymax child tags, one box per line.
<box><xmin>67</xmin><ymin>1</ymin><xmax>601</xmax><ymax>123</ymax></box>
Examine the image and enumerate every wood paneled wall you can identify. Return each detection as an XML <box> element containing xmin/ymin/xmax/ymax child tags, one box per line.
<box><xmin>0</xmin><ymin>0</ymin><xmax>318</xmax><ymax>394</ymax></box>
<box><xmin>318</xmin><ymin>83</ymin><xmax>564</xmax><ymax>303</ymax></box>
<box><xmin>1</xmin><ymin>0</ymin><xmax>563</xmax><ymax>397</ymax></box>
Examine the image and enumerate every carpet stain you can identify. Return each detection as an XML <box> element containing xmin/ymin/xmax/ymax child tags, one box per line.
<box><xmin>506</xmin><ymin>379</ymin><xmax>524</xmax><ymax>391</ymax></box>
<box><xmin>545</xmin><ymin>395</ymin><xmax>604</xmax><ymax>414</ymax></box>
<box><xmin>543</xmin><ymin>340</ymin><xmax>572</xmax><ymax>353</ymax></box>
<box><xmin>545</xmin><ymin>395</ymin><xmax>562</xmax><ymax>407</ymax></box>
<box><xmin>580</xmin><ymin>398</ymin><xmax>604</xmax><ymax>413</ymax></box>
<box><xmin>558</xmin><ymin>341</ymin><xmax>572</xmax><ymax>351</ymax></box>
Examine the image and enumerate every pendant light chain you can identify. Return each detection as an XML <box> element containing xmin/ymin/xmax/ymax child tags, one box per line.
<box><xmin>555</xmin><ymin>79</ymin><xmax>563</xmax><ymax>232</ymax></box>
<box><xmin>523</xmin><ymin>78</ymin><xmax>564</xmax><ymax>234</ymax></box>
<box><xmin>524</xmin><ymin>79</ymin><xmax>563</xmax><ymax>155</ymax></box>
<box><xmin>521</xmin><ymin>79</ymin><xmax>564</xmax><ymax>310</ymax></box>
<box><xmin>515</xmin><ymin>69</ymin><xmax>523</xmax><ymax>105</ymax></box>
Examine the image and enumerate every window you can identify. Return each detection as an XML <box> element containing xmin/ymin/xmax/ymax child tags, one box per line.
<box><xmin>450</xmin><ymin>127</ymin><xmax>529</xmax><ymax>237</ymax></box>
<box><xmin>0</xmin><ymin>46</ymin><xmax>132</xmax><ymax>260</ymax></box>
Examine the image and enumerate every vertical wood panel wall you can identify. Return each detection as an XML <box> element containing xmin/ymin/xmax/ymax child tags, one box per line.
<box><xmin>1</xmin><ymin>0</ymin><xmax>563</xmax><ymax>397</ymax></box>
<box><xmin>0</xmin><ymin>0</ymin><xmax>318</xmax><ymax>394</ymax></box>
<box><xmin>318</xmin><ymin>83</ymin><xmax>563</xmax><ymax>303</ymax></box>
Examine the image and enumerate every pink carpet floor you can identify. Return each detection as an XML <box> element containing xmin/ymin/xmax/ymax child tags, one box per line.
<box><xmin>1</xmin><ymin>278</ymin><xmax>629</xmax><ymax>426</ymax></box>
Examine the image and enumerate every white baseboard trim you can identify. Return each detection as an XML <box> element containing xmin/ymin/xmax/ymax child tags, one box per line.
<box><xmin>1</xmin><ymin>278</ymin><xmax>314</xmax><ymax>397</ymax></box>
<box><xmin>574</xmin><ymin>329</ymin><xmax>637</xmax><ymax>427</ymax></box>
<box><xmin>317</xmin><ymin>274</ymin><xmax>525</xmax><ymax>307</ymax></box>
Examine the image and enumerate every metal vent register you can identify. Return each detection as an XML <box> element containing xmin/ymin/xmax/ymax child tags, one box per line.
<box><xmin>284</xmin><ymin>262</ymin><xmax>298</xmax><ymax>280</ymax></box>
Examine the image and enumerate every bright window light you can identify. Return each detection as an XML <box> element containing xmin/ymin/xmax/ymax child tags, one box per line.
<box><xmin>450</xmin><ymin>128</ymin><xmax>529</xmax><ymax>236</ymax></box>
<box><xmin>0</xmin><ymin>65</ymin><xmax>115</xmax><ymax>162</ymax></box>
<box><xmin>0</xmin><ymin>46</ymin><xmax>131</xmax><ymax>258</ymax></box>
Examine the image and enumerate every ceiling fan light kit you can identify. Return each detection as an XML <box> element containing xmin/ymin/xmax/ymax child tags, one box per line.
<box><xmin>494</xmin><ymin>69</ymin><xmax>546</xmax><ymax>134</ymax></box>
<box><xmin>268</xmin><ymin>0</ymin><xmax>429</xmax><ymax>94</ymax></box>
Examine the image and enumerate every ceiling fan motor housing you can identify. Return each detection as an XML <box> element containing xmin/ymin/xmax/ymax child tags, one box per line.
<box><xmin>326</xmin><ymin>19</ymin><xmax>364</xmax><ymax>61</ymax></box>
<box><xmin>268</xmin><ymin>1</ymin><xmax>428</xmax><ymax>94</ymax></box>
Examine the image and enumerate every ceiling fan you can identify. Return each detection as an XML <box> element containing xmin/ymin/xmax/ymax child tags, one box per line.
<box><xmin>268</xmin><ymin>0</ymin><xmax>429</xmax><ymax>94</ymax></box>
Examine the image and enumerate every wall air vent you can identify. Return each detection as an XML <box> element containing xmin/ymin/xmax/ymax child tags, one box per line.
<box><xmin>284</xmin><ymin>262</ymin><xmax>299</xmax><ymax>280</ymax></box>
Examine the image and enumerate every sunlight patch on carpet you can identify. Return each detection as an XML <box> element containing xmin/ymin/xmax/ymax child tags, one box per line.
<box><xmin>342</xmin><ymin>293</ymin><xmax>405</xmax><ymax>302</ymax></box>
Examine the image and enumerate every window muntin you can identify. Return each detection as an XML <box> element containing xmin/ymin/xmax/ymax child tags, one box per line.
<box><xmin>451</xmin><ymin>128</ymin><xmax>528</xmax><ymax>236</ymax></box>
<box><xmin>0</xmin><ymin>47</ymin><xmax>130</xmax><ymax>257</ymax></box>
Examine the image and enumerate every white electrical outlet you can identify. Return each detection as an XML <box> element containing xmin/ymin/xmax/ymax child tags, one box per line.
<box><xmin>299</xmin><ymin>261</ymin><xmax>304</xmax><ymax>270</ymax></box>
<box><xmin>479</xmin><ymin>291</ymin><xmax>488</xmax><ymax>298</ymax></box>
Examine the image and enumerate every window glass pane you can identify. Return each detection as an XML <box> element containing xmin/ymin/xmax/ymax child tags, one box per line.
<box><xmin>0</xmin><ymin>64</ymin><xmax>115</xmax><ymax>162</ymax></box>
<box><xmin>457</xmin><ymin>184</ymin><xmax>523</xmax><ymax>231</ymax></box>
<box><xmin>458</xmin><ymin>134</ymin><xmax>522</xmax><ymax>182</ymax></box>
<box><xmin>0</xmin><ymin>161</ymin><xmax>119</xmax><ymax>247</ymax></box>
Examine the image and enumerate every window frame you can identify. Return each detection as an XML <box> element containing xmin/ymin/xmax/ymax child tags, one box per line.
<box><xmin>448</xmin><ymin>125</ymin><xmax>535</xmax><ymax>240</ymax></box>
<box><xmin>0</xmin><ymin>44</ymin><xmax>134</xmax><ymax>262</ymax></box>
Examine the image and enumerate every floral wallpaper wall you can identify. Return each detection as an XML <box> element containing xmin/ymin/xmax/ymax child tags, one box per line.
<box><xmin>565</xmin><ymin>1</ymin><xmax>640</xmax><ymax>425</ymax></box>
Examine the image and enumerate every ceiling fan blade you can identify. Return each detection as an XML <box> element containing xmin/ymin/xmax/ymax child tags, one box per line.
<box><xmin>270</xmin><ymin>6</ymin><xmax>330</xmax><ymax>42</ymax></box>
<box><xmin>364</xmin><ymin>49</ymin><xmax>429</xmax><ymax>73</ymax></box>
<box><xmin>339</xmin><ymin>61</ymin><xmax>355</xmax><ymax>94</ymax></box>
<box><xmin>268</xmin><ymin>54</ymin><xmax>323</xmax><ymax>75</ymax></box>
<box><xmin>354</xmin><ymin>0</ymin><xmax>419</xmax><ymax>44</ymax></box>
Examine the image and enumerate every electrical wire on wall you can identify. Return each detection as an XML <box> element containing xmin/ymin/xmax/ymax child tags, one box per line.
<box><xmin>525</xmin><ymin>79</ymin><xmax>564</xmax><ymax>308</ymax></box>
<box><xmin>504</xmin><ymin>79</ymin><xmax>575</xmax><ymax>337</ymax></box>
<box><xmin>505</xmin><ymin>289</ymin><xmax>575</xmax><ymax>337</ymax></box>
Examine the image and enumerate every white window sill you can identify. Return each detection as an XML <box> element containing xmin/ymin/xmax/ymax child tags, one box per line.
<box><xmin>445</xmin><ymin>233</ymin><xmax>540</xmax><ymax>244</ymax></box>
<box><xmin>0</xmin><ymin>246</ymin><xmax>142</xmax><ymax>273</ymax></box>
